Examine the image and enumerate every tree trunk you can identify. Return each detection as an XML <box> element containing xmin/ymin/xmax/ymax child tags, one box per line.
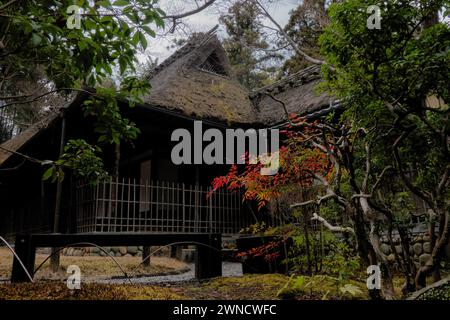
<box><xmin>415</xmin><ymin>208</ymin><xmax>449</xmax><ymax>289</ymax></box>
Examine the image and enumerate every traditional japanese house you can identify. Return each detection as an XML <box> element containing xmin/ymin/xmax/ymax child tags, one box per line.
<box><xmin>0</xmin><ymin>28</ymin><xmax>335</xmax><ymax>240</ymax></box>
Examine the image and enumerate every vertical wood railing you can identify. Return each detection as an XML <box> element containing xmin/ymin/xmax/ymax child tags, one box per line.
<box><xmin>75</xmin><ymin>178</ymin><xmax>253</xmax><ymax>234</ymax></box>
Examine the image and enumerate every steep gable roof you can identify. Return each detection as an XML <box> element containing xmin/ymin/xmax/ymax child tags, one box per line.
<box><xmin>143</xmin><ymin>27</ymin><xmax>257</xmax><ymax>125</ymax></box>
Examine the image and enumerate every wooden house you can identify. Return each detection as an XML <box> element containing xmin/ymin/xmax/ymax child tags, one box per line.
<box><xmin>0</xmin><ymin>29</ymin><xmax>335</xmax><ymax>240</ymax></box>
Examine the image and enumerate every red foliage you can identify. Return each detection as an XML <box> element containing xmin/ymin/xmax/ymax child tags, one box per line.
<box><xmin>209</xmin><ymin>116</ymin><xmax>333</xmax><ymax>210</ymax></box>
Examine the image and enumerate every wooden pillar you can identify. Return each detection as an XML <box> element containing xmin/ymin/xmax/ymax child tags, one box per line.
<box><xmin>195</xmin><ymin>234</ymin><xmax>222</xmax><ymax>279</ymax></box>
<box><xmin>142</xmin><ymin>246</ymin><xmax>151</xmax><ymax>267</ymax></box>
<box><xmin>51</xmin><ymin>113</ymin><xmax>66</xmax><ymax>272</ymax></box>
<box><xmin>11</xmin><ymin>234</ymin><xmax>35</xmax><ymax>283</ymax></box>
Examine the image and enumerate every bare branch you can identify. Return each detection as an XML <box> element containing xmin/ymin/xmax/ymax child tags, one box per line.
<box><xmin>254</xmin><ymin>0</ymin><xmax>328</xmax><ymax>67</ymax></box>
<box><xmin>163</xmin><ymin>0</ymin><xmax>217</xmax><ymax>32</ymax></box>
<box><xmin>0</xmin><ymin>0</ymin><xmax>19</xmax><ymax>11</ymax></box>
<box><xmin>311</xmin><ymin>213</ymin><xmax>355</xmax><ymax>234</ymax></box>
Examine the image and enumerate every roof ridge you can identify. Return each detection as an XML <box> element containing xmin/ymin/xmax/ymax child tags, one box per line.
<box><xmin>148</xmin><ymin>25</ymin><xmax>219</xmax><ymax>78</ymax></box>
<box><xmin>250</xmin><ymin>65</ymin><xmax>321</xmax><ymax>98</ymax></box>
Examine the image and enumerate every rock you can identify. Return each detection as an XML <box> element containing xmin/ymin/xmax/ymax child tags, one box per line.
<box><xmin>138</xmin><ymin>246</ymin><xmax>143</xmax><ymax>251</ymax></box>
<box><xmin>124</xmin><ymin>254</ymin><xmax>132</xmax><ymax>258</ymax></box>
<box><xmin>423</xmin><ymin>242</ymin><xmax>431</xmax><ymax>254</ymax></box>
<box><xmin>419</xmin><ymin>254</ymin><xmax>431</xmax><ymax>266</ymax></box>
<box><xmin>119</xmin><ymin>247</ymin><xmax>127</xmax><ymax>255</ymax></box>
<box><xmin>387</xmin><ymin>254</ymin><xmax>396</xmax><ymax>263</ymax></box>
<box><xmin>381</xmin><ymin>244</ymin><xmax>391</xmax><ymax>255</ymax></box>
<box><xmin>137</xmin><ymin>251</ymin><xmax>142</xmax><ymax>257</ymax></box>
<box><xmin>413</xmin><ymin>243</ymin><xmax>423</xmax><ymax>256</ymax></box>
<box><xmin>392</xmin><ymin>236</ymin><xmax>400</xmax><ymax>245</ymax></box>
<box><xmin>395</xmin><ymin>245</ymin><xmax>403</xmax><ymax>255</ymax></box>
<box><xmin>91</xmin><ymin>247</ymin><xmax>100</xmax><ymax>254</ymax></box>
<box><xmin>128</xmin><ymin>246</ymin><xmax>139</xmax><ymax>254</ymax></box>
<box><xmin>422</xmin><ymin>234</ymin><xmax>430</xmax><ymax>242</ymax></box>
<box><xmin>99</xmin><ymin>250</ymin><xmax>106</xmax><ymax>257</ymax></box>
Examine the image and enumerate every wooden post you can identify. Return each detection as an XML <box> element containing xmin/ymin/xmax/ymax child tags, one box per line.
<box><xmin>195</xmin><ymin>234</ymin><xmax>222</xmax><ymax>279</ymax></box>
<box><xmin>142</xmin><ymin>246</ymin><xmax>151</xmax><ymax>267</ymax></box>
<box><xmin>50</xmin><ymin>113</ymin><xmax>66</xmax><ymax>272</ymax></box>
<box><xmin>11</xmin><ymin>234</ymin><xmax>36</xmax><ymax>283</ymax></box>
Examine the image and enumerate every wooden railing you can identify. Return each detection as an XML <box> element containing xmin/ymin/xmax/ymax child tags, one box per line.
<box><xmin>75</xmin><ymin>178</ymin><xmax>256</xmax><ymax>235</ymax></box>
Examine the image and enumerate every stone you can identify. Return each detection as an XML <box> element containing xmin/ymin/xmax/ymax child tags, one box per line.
<box><xmin>137</xmin><ymin>251</ymin><xmax>142</xmax><ymax>257</ymax></box>
<box><xmin>387</xmin><ymin>254</ymin><xmax>396</xmax><ymax>263</ymax></box>
<box><xmin>128</xmin><ymin>246</ymin><xmax>139</xmax><ymax>254</ymax></box>
<box><xmin>119</xmin><ymin>247</ymin><xmax>127</xmax><ymax>255</ymax></box>
<box><xmin>91</xmin><ymin>247</ymin><xmax>100</xmax><ymax>254</ymax></box>
<box><xmin>99</xmin><ymin>250</ymin><xmax>106</xmax><ymax>256</ymax></box>
<box><xmin>413</xmin><ymin>243</ymin><xmax>423</xmax><ymax>256</ymax></box>
<box><xmin>395</xmin><ymin>245</ymin><xmax>403</xmax><ymax>255</ymax></box>
<box><xmin>419</xmin><ymin>254</ymin><xmax>431</xmax><ymax>267</ymax></box>
<box><xmin>380</xmin><ymin>244</ymin><xmax>391</xmax><ymax>255</ymax></box>
<box><xmin>422</xmin><ymin>234</ymin><xmax>430</xmax><ymax>242</ymax></box>
<box><xmin>423</xmin><ymin>242</ymin><xmax>431</xmax><ymax>254</ymax></box>
<box><xmin>138</xmin><ymin>246</ymin><xmax>143</xmax><ymax>251</ymax></box>
<box><xmin>423</xmin><ymin>242</ymin><xmax>431</xmax><ymax>253</ymax></box>
<box><xmin>125</xmin><ymin>254</ymin><xmax>132</xmax><ymax>258</ymax></box>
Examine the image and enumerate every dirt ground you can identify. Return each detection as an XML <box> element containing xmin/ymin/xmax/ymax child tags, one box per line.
<box><xmin>0</xmin><ymin>247</ymin><xmax>189</xmax><ymax>281</ymax></box>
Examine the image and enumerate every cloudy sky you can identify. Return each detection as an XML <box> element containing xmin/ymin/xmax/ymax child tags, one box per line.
<box><xmin>144</xmin><ymin>0</ymin><xmax>299</xmax><ymax>63</ymax></box>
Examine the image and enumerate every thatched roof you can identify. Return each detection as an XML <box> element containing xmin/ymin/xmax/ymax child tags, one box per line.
<box><xmin>251</xmin><ymin>65</ymin><xmax>335</xmax><ymax>126</ymax></box>
<box><xmin>0</xmin><ymin>111</ymin><xmax>60</xmax><ymax>166</ymax></box>
<box><xmin>143</xmin><ymin>27</ymin><xmax>257</xmax><ymax>125</ymax></box>
<box><xmin>0</xmin><ymin>30</ymin><xmax>336</xmax><ymax>167</ymax></box>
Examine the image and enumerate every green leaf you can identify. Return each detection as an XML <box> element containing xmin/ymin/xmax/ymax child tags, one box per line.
<box><xmin>113</xmin><ymin>0</ymin><xmax>129</xmax><ymax>6</ymax></box>
<box><xmin>42</xmin><ymin>167</ymin><xmax>54</xmax><ymax>181</ymax></box>
<box><xmin>138</xmin><ymin>31</ymin><xmax>147</xmax><ymax>50</ymax></box>
<box><xmin>31</xmin><ymin>33</ymin><xmax>42</xmax><ymax>46</ymax></box>
<box><xmin>132</xmin><ymin>31</ymin><xmax>140</xmax><ymax>46</ymax></box>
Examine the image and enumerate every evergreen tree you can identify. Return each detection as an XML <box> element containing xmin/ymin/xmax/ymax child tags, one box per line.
<box><xmin>220</xmin><ymin>0</ymin><xmax>279</xmax><ymax>90</ymax></box>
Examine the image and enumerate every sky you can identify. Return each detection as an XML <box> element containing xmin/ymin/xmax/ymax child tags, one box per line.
<box><xmin>143</xmin><ymin>0</ymin><xmax>299</xmax><ymax>63</ymax></box>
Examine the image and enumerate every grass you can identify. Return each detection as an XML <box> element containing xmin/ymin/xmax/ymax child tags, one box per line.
<box><xmin>0</xmin><ymin>247</ymin><xmax>189</xmax><ymax>281</ymax></box>
<box><xmin>0</xmin><ymin>274</ymin><xmax>371</xmax><ymax>300</ymax></box>
<box><xmin>0</xmin><ymin>282</ymin><xmax>186</xmax><ymax>300</ymax></box>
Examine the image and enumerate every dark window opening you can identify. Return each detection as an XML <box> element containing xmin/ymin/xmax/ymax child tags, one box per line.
<box><xmin>199</xmin><ymin>51</ymin><xmax>228</xmax><ymax>76</ymax></box>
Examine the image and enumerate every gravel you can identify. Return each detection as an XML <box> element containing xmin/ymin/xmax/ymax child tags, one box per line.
<box><xmin>94</xmin><ymin>262</ymin><xmax>243</xmax><ymax>285</ymax></box>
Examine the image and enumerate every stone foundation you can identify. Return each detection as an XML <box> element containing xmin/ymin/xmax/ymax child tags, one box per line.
<box><xmin>379</xmin><ymin>233</ymin><xmax>442</xmax><ymax>269</ymax></box>
<box><xmin>37</xmin><ymin>246</ymin><xmax>171</xmax><ymax>258</ymax></box>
